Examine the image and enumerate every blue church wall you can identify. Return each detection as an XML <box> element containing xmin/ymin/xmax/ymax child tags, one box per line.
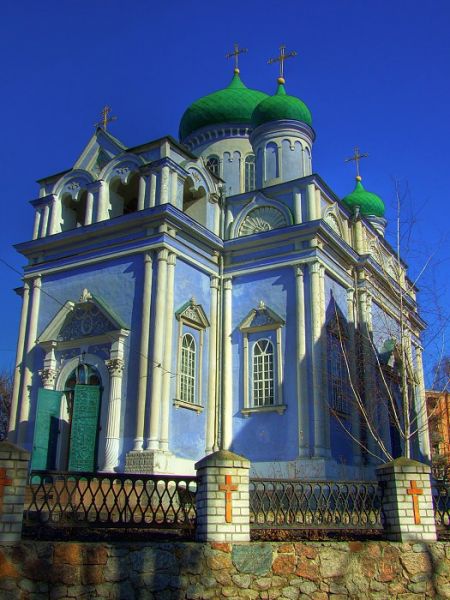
<box><xmin>168</xmin><ymin>258</ymin><xmax>211</xmax><ymax>460</ymax></box>
<box><xmin>282</xmin><ymin>140</ymin><xmax>304</xmax><ymax>181</ymax></box>
<box><xmin>371</xmin><ymin>301</ymin><xmax>399</xmax><ymax>352</ymax></box>
<box><xmin>230</xmin><ymin>267</ymin><xmax>298</xmax><ymax>462</ymax></box>
<box><xmin>265</xmin><ymin>143</ymin><xmax>279</xmax><ymax>181</ymax></box>
<box><xmin>222</xmin><ymin>151</ymin><xmax>241</xmax><ymax>196</ymax></box>
<box><xmin>324</xmin><ymin>273</ymin><xmax>348</xmax><ymax>320</ymax></box>
<box><xmin>330</xmin><ymin>415</ymin><xmax>355</xmax><ymax>468</ymax></box>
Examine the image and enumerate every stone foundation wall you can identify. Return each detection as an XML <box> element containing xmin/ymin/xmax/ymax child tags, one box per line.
<box><xmin>0</xmin><ymin>540</ymin><xmax>449</xmax><ymax>599</ymax></box>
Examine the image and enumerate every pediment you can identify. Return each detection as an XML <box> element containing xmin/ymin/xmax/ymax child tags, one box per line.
<box><xmin>239</xmin><ymin>301</ymin><xmax>285</xmax><ymax>331</ymax></box>
<box><xmin>73</xmin><ymin>128</ymin><xmax>126</xmax><ymax>176</ymax></box>
<box><xmin>38</xmin><ymin>288</ymin><xmax>129</xmax><ymax>344</ymax></box>
<box><xmin>175</xmin><ymin>298</ymin><xmax>210</xmax><ymax>329</ymax></box>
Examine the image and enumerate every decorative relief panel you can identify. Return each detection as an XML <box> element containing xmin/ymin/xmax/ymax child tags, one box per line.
<box><xmin>58</xmin><ymin>302</ymin><xmax>116</xmax><ymax>341</ymax></box>
<box><xmin>238</xmin><ymin>206</ymin><xmax>287</xmax><ymax>237</ymax></box>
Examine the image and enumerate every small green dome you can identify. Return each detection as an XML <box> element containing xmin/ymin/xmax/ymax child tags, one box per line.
<box><xmin>179</xmin><ymin>72</ymin><xmax>268</xmax><ymax>140</ymax></box>
<box><xmin>251</xmin><ymin>82</ymin><xmax>312</xmax><ymax>128</ymax></box>
<box><xmin>342</xmin><ymin>177</ymin><xmax>385</xmax><ymax>218</ymax></box>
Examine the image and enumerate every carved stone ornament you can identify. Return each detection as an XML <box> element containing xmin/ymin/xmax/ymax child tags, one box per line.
<box><xmin>324</xmin><ymin>212</ymin><xmax>341</xmax><ymax>236</ymax></box>
<box><xmin>115</xmin><ymin>166</ymin><xmax>130</xmax><ymax>176</ymax></box>
<box><xmin>238</xmin><ymin>206</ymin><xmax>287</xmax><ymax>237</ymax></box>
<box><xmin>80</xmin><ymin>288</ymin><xmax>93</xmax><ymax>302</ymax></box>
<box><xmin>39</xmin><ymin>368</ymin><xmax>58</xmax><ymax>387</ymax></box>
<box><xmin>67</xmin><ymin>181</ymin><xmax>80</xmax><ymax>191</ymax></box>
<box><xmin>106</xmin><ymin>358</ymin><xmax>125</xmax><ymax>376</ymax></box>
<box><xmin>58</xmin><ymin>302</ymin><xmax>116</xmax><ymax>341</ymax></box>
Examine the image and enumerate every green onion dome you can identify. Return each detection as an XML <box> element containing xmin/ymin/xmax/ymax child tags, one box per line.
<box><xmin>179</xmin><ymin>71</ymin><xmax>269</xmax><ymax>141</ymax></box>
<box><xmin>251</xmin><ymin>80</ymin><xmax>312</xmax><ymax>129</ymax></box>
<box><xmin>342</xmin><ymin>176</ymin><xmax>385</xmax><ymax>218</ymax></box>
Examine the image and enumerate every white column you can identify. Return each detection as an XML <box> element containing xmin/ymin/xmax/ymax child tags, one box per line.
<box><xmin>160</xmin><ymin>252</ymin><xmax>176</xmax><ymax>452</ymax></box>
<box><xmin>315</xmin><ymin>189</ymin><xmax>322</xmax><ymax>219</ymax></box>
<box><xmin>307</xmin><ymin>183</ymin><xmax>316</xmax><ymax>221</ymax></box>
<box><xmin>147</xmin><ymin>249</ymin><xmax>169</xmax><ymax>450</ymax></box>
<box><xmin>8</xmin><ymin>281</ymin><xmax>31</xmax><ymax>441</ymax></box>
<box><xmin>294</xmin><ymin>190</ymin><xmax>302</xmax><ymax>224</ymax></box>
<box><xmin>310</xmin><ymin>262</ymin><xmax>329</xmax><ymax>457</ymax></box>
<box><xmin>17</xmin><ymin>276</ymin><xmax>42</xmax><ymax>446</ymax></box>
<box><xmin>47</xmin><ymin>195</ymin><xmax>58</xmax><ymax>235</ymax></box>
<box><xmin>170</xmin><ymin>171</ymin><xmax>178</xmax><ymax>205</ymax></box>
<box><xmin>102</xmin><ymin>358</ymin><xmax>125</xmax><ymax>471</ymax></box>
<box><xmin>133</xmin><ymin>252</ymin><xmax>153</xmax><ymax>451</ymax></box>
<box><xmin>149</xmin><ymin>172</ymin><xmax>157</xmax><ymax>208</ymax></box>
<box><xmin>32</xmin><ymin>210</ymin><xmax>42</xmax><ymax>240</ymax></box>
<box><xmin>39</xmin><ymin>204</ymin><xmax>50</xmax><ymax>237</ymax></box>
<box><xmin>413</xmin><ymin>344</ymin><xmax>431</xmax><ymax>460</ymax></box>
<box><xmin>85</xmin><ymin>189</ymin><xmax>94</xmax><ymax>225</ymax></box>
<box><xmin>95</xmin><ymin>180</ymin><xmax>108</xmax><ymax>222</ymax></box>
<box><xmin>137</xmin><ymin>174</ymin><xmax>147</xmax><ymax>211</ymax></box>
<box><xmin>295</xmin><ymin>265</ymin><xmax>309</xmax><ymax>456</ymax></box>
<box><xmin>346</xmin><ymin>287</ymin><xmax>362</xmax><ymax>464</ymax></box>
<box><xmin>221</xmin><ymin>277</ymin><xmax>233</xmax><ymax>450</ymax></box>
<box><xmin>206</xmin><ymin>276</ymin><xmax>219</xmax><ymax>453</ymax></box>
<box><xmin>159</xmin><ymin>166</ymin><xmax>170</xmax><ymax>205</ymax></box>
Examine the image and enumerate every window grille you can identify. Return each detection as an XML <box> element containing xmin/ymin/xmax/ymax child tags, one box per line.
<box><xmin>180</xmin><ymin>333</ymin><xmax>196</xmax><ymax>403</ymax></box>
<box><xmin>245</xmin><ymin>155</ymin><xmax>256</xmax><ymax>192</ymax></box>
<box><xmin>206</xmin><ymin>156</ymin><xmax>220</xmax><ymax>177</ymax></box>
<box><xmin>327</xmin><ymin>323</ymin><xmax>350</xmax><ymax>414</ymax></box>
<box><xmin>253</xmin><ymin>339</ymin><xmax>275</xmax><ymax>406</ymax></box>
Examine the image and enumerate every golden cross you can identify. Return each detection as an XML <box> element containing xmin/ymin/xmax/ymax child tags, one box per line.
<box><xmin>268</xmin><ymin>45</ymin><xmax>297</xmax><ymax>82</ymax></box>
<box><xmin>0</xmin><ymin>468</ymin><xmax>12</xmax><ymax>512</ymax></box>
<box><xmin>226</xmin><ymin>43</ymin><xmax>248</xmax><ymax>73</ymax></box>
<box><xmin>345</xmin><ymin>146</ymin><xmax>368</xmax><ymax>179</ymax></box>
<box><xmin>407</xmin><ymin>480</ymin><xmax>423</xmax><ymax>525</ymax></box>
<box><xmin>94</xmin><ymin>105</ymin><xmax>117</xmax><ymax>131</ymax></box>
<box><xmin>219</xmin><ymin>474</ymin><xmax>238</xmax><ymax>523</ymax></box>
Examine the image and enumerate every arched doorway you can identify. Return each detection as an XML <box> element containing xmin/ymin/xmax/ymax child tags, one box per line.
<box><xmin>62</xmin><ymin>363</ymin><xmax>103</xmax><ymax>471</ymax></box>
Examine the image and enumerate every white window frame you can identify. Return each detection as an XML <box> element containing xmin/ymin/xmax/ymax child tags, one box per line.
<box><xmin>180</xmin><ymin>333</ymin><xmax>196</xmax><ymax>405</ymax></box>
<box><xmin>252</xmin><ymin>338</ymin><xmax>275</xmax><ymax>407</ymax></box>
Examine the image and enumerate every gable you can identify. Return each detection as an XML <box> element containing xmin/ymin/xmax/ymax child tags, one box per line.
<box><xmin>175</xmin><ymin>298</ymin><xmax>210</xmax><ymax>329</ymax></box>
<box><xmin>38</xmin><ymin>288</ymin><xmax>128</xmax><ymax>344</ymax></box>
<box><xmin>73</xmin><ymin>128</ymin><xmax>126</xmax><ymax>176</ymax></box>
<box><xmin>239</xmin><ymin>301</ymin><xmax>285</xmax><ymax>332</ymax></box>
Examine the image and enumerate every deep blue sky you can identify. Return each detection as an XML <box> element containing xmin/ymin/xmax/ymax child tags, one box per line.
<box><xmin>1</xmin><ymin>0</ymin><xmax>449</xmax><ymax>384</ymax></box>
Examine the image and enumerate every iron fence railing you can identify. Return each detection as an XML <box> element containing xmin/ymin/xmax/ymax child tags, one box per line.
<box><xmin>24</xmin><ymin>471</ymin><xmax>197</xmax><ymax>530</ymax></box>
<box><xmin>432</xmin><ymin>481</ymin><xmax>450</xmax><ymax>537</ymax></box>
<box><xmin>250</xmin><ymin>479</ymin><xmax>383</xmax><ymax>530</ymax></box>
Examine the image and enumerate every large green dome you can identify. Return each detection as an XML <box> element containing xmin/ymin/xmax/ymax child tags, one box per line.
<box><xmin>251</xmin><ymin>82</ymin><xmax>312</xmax><ymax>129</ymax></box>
<box><xmin>342</xmin><ymin>177</ymin><xmax>385</xmax><ymax>218</ymax></box>
<box><xmin>179</xmin><ymin>72</ymin><xmax>268</xmax><ymax>140</ymax></box>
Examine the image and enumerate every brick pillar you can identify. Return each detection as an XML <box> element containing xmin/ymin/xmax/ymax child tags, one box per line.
<box><xmin>376</xmin><ymin>457</ymin><xmax>437</xmax><ymax>542</ymax></box>
<box><xmin>0</xmin><ymin>441</ymin><xmax>30</xmax><ymax>543</ymax></box>
<box><xmin>195</xmin><ymin>450</ymin><xmax>250</xmax><ymax>542</ymax></box>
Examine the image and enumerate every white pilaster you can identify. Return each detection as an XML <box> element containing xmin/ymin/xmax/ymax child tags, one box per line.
<box><xmin>294</xmin><ymin>190</ymin><xmax>302</xmax><ymax>224</ymax></box>
<box><xmin>32</xmin><ymin>210</ymin><xmax>42</xmax><ymax>240</ymax></box>
<box><xmin>85</xmin><ymin>189</ymin><xmax>94</xmax><ymax>225</ymax></box>
<box><xmin>160</xmin><ymin>252</ymin><xmax>176</xmax><ymax>452</ymax></box>
<box><xmin>160</xmin><ymin>166</ymin><xmax>170</xmax><ymax>205</ymax></box>
<box><xmin>17</xmin><ymin>276</ymin><xmax>42</xmax><ymax>446</ymax></box>
<box><xmin>133</xmin><ymin>252</ymin><xmax>153</xmax><ymax>451</ymax></box>
<box><xmin>147</xmin><ymin>248</ymin><xmax>169</xmax><ymax>450</ymax></box>
<box><xmin>206</xmin><ymin>276</ymin><xmax>219</xmax><ymax>453</ymax></box>
<box><xmin>95</xmin><ymin>180</ymin><xmax>108</xmax><ymax>222</ymax></box>
<box><xmin>307</xmin><ymin>183</ymin><xmax>316</xmax><ymax>221</ymax></box>
<box><xmin>103</xmin><ymin>358</ymin><xmax>125</xmax><ymax>471</ymax></box>
<box><xmin>295</xmin><ymin>265</ymin><xmax>309</xmax><ymax>456</ymax></box>
<box><xmin>39</xmin><ymin>204</ymin><xmax>49</xmax><ymax>238</ymax></box>
<box><xmin>47</xmin><ymin>195</ymin><xmax>58</xmax><ymax>235</ymax></box>
<box><xmin>222</xmin><ymin>277</ymin><xmax>233</xmax><ymax>450</ymax></box>
<box><xmin>310</xmin><ymin>261</ymin><xmax>329</xmax><ymax>457</ymax></box>
<box><xmin>149</xmin><ymin>172</ymin><xmax>157</xmax><ymax>208</ymax></box>
<box><xmin>8</xmin><ymin>281</ymin><xmax>30</xmax><ymax>442</ymax></box>
<box><xmin>137</xmin><ymin>174</ymin><xmax>146</xmax><ymax>211</ymax></box>
<box><xmin>170</xmin><ymin>171</ymin><xmax>178</xmax><ymax>205</ymax></box>
<box><xmin>413</xmin><ymin>344</ymin><xmax>431</xmax><ymax>461</ymax></box>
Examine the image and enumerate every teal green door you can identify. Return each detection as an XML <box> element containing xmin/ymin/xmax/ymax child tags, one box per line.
<box><xmin>31</xmin><ymin>388</ymin><xmax>62</xmax><ymax>471</ymax></box>
<box><xmin>68</xmin><ymin>384</ymin><xmax>101</xmax><ymax>472</ymax></box>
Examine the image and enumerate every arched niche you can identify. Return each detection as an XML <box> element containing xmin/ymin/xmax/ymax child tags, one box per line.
<box><xmin>108</xmin><ymin>172</ymin><xmax>139</xmax><ymax>218</ymax></box>
<box><xmin>61</xmin><ymin>189</ymin><xmax>88</xmax><ymax>231</ymax></box>
<box><xmin>183</xmin><ymin>176</ymin><xmax>208</xmax><ymax>226</ymax></box>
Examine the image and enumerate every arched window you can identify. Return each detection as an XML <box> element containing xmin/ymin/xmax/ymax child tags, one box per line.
<box><xmin>327</xmin><ymin>319</ymin><xmax>350</xmax><ymax>414</ymax></box>
<box><xmin>244</xmin><ymin>155</ymin><xmax>256</xmax><ymax>192</ymax></box>
<box><xmin>206</xmin><ymin>155</ymin><xmax>220</xmax><ymax>177</ymax></box>
<box><xmin>253</xmin><ymin>339</ymin><xmax>275</xmax><ymax>406</ymax></box>
<box><xmin>180</xmin><ymin>333</ymin><xmax>196</xmax><ymax>404</ymax></box>
<box><xmin>61</xmin><ymin>190</ymin><xmax>88</xmax><ymax>230</ymax></box>
<box><xmin>265</xmin><ymin>143</ymin><xmax>279</xmax><ymax>181</ymax></box>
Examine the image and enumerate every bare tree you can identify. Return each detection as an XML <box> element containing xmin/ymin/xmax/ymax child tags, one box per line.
<box><xmin>0</xmin><ymin>369</ymin><xmax>13</xmax><ymax>441</ymax></box>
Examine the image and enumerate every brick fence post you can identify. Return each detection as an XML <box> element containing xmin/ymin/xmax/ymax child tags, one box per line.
<box><xmin>376</xmin><ymin>457</ymin><xmax>437</xmax><ymax>542</ymax></box>
<box><xmin>195</xmin><ymin>450</ymin><xmax>250</xmax><ymax>542</ymax></box>
<box><xmin>0</xmin><ymin>440</ymin><xmax>30</xmax><ymax>543</ymax></box>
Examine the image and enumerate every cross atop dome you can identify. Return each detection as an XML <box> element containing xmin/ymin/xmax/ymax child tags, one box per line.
<box><xmin>268</xmin><ymin>45</ymin><xmax>297</xmax><ymax>84</ymax></box>
<box><xmin>225</xmin><ymin>43</ymin><xmax>248</xmax><ymax>74</ymax></box>
<box><xmin>345</xmin><ymin>146</ymin><xmax>368</xmax><ymax>180</ymax></box>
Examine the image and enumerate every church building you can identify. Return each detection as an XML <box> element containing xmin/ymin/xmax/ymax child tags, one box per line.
<box><xmin>8</xmin><ymin>47</ymin><xmax>430</xmax><ymax>479</ymax></box>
